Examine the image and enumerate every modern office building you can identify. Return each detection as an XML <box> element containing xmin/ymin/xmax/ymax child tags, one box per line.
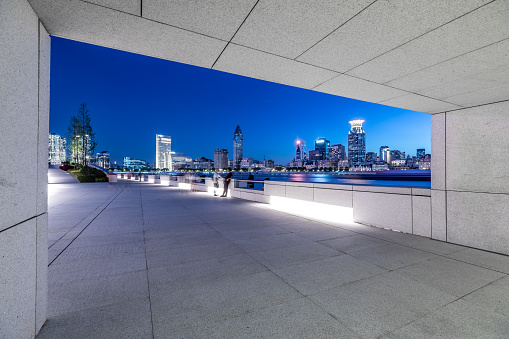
<box><xmin>48</xmin><ymin>133</ymin><xmax>66</xmax><ymax>165</ymax></box>
<box><xmin>96</xmin><ymin>151</ymin><xmax>110</xmax><ymax>169</ymax></box>
<box><xmin>241</xmin><ymin>158</ymin><xmax>253</xmax><ymax>169</ymax></box>
<box><xmin>315</xmin><ymin>137</ymin><xmax>330</xmax><ymax>160</ymax></box>
<box><xmin>365</xmin><ymin>152</ymin><xmax>377</xmax><ymax>164</ymax></box>
<box><xmin>379</xmin><ymin>146</ymin><xmax>390</xmax><ymax>163</ymax></box>
<box><xmin>417</xmin><ymin>148</ymin><xmax>426</xmax><ymax>158</ymax></box>
<box><xmin>214</xmin><ymin>148</ymin><xmax>229</xmax><ymax>170</ymax></box>
<box><xmin>123</xmin><ymin>157</ymin><xmax>149</xmax><ymax>170</ymax></box>
<box><xmin>233</xmin><ymin>125</ymin><xmax>243</xmax><ymax>169</ymax></box>
<box><xmin>348</xmin><ymin>120</ymin><xmax>366</xmax><ymax>167</ymax></box>
<box><xmin>156</xmin><ymin>134</ymin><xmax>172</xmax><ymax>171</ymax></box>
<box><xmin>295</xmin><ymin>139</ymin><xmax>307</xmax><ymax>161</ymax></box>
<box><xmin>308</xmin><ymin>150</ymin><xmax>323</xmax><ymax>162</ymax></box>
<box><xmin>329</xmin><ymin>144</ymin><xmax>346</xmax><ymax>161</ymax></box>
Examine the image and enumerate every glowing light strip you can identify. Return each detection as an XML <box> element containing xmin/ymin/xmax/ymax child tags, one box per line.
<box><xmin>178</xmin><ymin>183</ymin><xmax>191</xmax><ymax>190</ymax></box>
<box><xmin>269</xmin><ymin>196</ymin><xmax>353</xmax><ymax>224</ymax></box>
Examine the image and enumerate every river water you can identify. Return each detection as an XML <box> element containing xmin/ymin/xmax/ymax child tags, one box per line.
<box><xmin>232</xmin><ymin>171</ymin><xmax>431</xmax><ymax>188</ymax></box>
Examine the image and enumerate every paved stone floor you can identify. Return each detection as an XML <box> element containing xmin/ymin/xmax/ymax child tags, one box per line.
<box><xmin>37</xmin><ymin>178</ymin><xmax>509</xmax><ymax>338</ymax></box>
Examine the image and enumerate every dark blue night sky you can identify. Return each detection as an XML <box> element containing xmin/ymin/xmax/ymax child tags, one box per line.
<box><xmin>50</xmin><ymin>37</ymin><xmax>431</xmax><ymax>165</ymax></box>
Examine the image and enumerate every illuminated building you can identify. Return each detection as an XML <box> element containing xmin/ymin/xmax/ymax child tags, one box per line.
<box><xmin>329</xmin><ymin>144</ymin><xmax>345</xmax><ymax>161</ymax></box>
<box><xmin>214</xmin><ymin>148</ymin><xmax>229</xmax><ymax>170</ymax></box>
<box><xmin>233</xmin><ymin>125</ymin><xmax>243</xmax><ymax>169</ymax></box>
<box><xmin>315</xmin><ymin>137</ymin><xmax>330</xmax><ymax>160</ymax></box>
<box><xmin>365</xmin><ymin>152</ymin><xmax>377</xmax><ymax>164</ymax></box>
<box><xmin>156</xmin><ymin>134</ymin><xmax>172</xmax><ymax>171</ymax></box>
<box><xmin>295</xmin><ymin>139</ymin><xmax>307</xmax><ymax>161</ymax></box>
<box><xmin>48</xmin><ymin>133</ymin><xmax>66</xmax><ymax>165</ymax></box>
<box><xmin>348</xmin><ymin>120</ymin><xmax>366</xmax><ymax>166</ymax></box>
<box><xmin>309</xmin><ymin>150</ymin><xmax>323</xmax><ymax>161</ymax></box>
<box><xmin>417</xmin><ymin>148</ymin><xmax>425</xmax><ymax>158</ymax></box>
<box><xmin>379</xmin><ymin>146</ymin><xmax>390</xmax><ymax>163</ymax></box>
<box><xmin>96</xmin><ymin>151</ymin><xmax>110</xmax><ymax>168</ymax></box>
<box><xmin>241</xmin><ymin>158</ymin><xmax>253</xmax><ymax>169</ymax></box>
<box><xmin>123</xmin><ymin>157</ymin><xmax>149</xmax><ymax>170</ymax></box>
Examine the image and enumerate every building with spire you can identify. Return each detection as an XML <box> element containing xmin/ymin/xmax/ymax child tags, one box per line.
<box><xmin>295</xmin><ymin>139</ymin><xmax>307</xmax><ymax>161</ymax></box>
<box><xmin>348</xmin><ymin>120</ymin><xmax>366</xmax><ymax>167</ymax></box>
<box><xmin>233</xmin><ymin>125</ymin><xmax>243</xmax><ymax>169</ymax></box>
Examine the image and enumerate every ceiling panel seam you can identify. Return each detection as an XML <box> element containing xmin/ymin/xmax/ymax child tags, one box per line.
<box><xmin>343</xmin><ymin>0</ymin><xmax>497</xmax><ymax>74</ymax></box>
<box><xmin>378</xmin><ymin>93</ymin><xmax>465</xmax><ymax>108</ymax></box>
<box><xmin>76</xmin><ymin>0</ymin><xmax>229</xmax><ymax>43</ymax></box>
<box><xmin>293</xmin><ymin>0</ymin><xmax>378</xmax><ymax>61</ymax></box>
<box><xmin>381</xmin><ymin>36</ymin><xmax>509</xmax><ymax>87</ymax></box>
<box><xmin>227</xmin><ymin>42</ymin><xmax>342</xmax><ymax>75</ymax></box>
<box><xmin>440</xmin><ymin>98</ymin><xmax>509</xmax><ymax>114</ymax></box>
<box><xmin>211</xmin><ymin>0</ymin><xmax>261</xmax><ymax>69</ymax></box>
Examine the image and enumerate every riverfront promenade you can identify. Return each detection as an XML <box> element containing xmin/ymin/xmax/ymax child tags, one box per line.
<box><xmin>38</xmin><ymin>173</ymin><xmax>509</xmax><ymax>338</ymax></box>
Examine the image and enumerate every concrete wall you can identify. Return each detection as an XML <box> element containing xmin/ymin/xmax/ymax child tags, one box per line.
<box><xmin>432</xmin><ymin>100</ymin><xmax>509</xmax><ymax>254</ymax></box>
<box><xmin>0</xmin><ymin>1</ymin><xmax>50</xmax><ymax>337</ymax></box>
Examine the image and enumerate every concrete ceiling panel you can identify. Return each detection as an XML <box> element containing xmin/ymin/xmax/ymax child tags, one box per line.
<box><xmin>29</xmin><ymin>0</ymin><xmax>227</xmax><ymax>68</ymax></box>
<box><xmin>231</xmin><ymin>0</ymin><xmax>373</xmax><ymax>59</ymax></box>
<box><xmin>297</xmin><ymin>0</ymin><xmax>490</xmax><ymax>72</ymax></box>
<box><xmin>379</xmin><ymin>94</ymin><xmax>462</xmax><ymax>114</ymax></box>
<box><xmin>142</xmin><ymin>0</ymin><xmax>257</xmax><ymax>41</ymax></box>
<box><xmin>347</xmin><ymin>1</ymin><xmax>509</xmax><ymax>83</ymax></box>
<box><xmin>385</xmin><ymin>39</ymin><xmax>509</xmax><ymax>95</ymax></box>
<box><xmin>213</xmin><ymin>44</ymin><xmax>338</xmax><ymax>90</ymax></box>
<box><xmin>84</xmin><ymin>0</ymin><xmax>141</xmax><ymax>16</ymax></box>
<box><xmin>313</xmin><ymin>74</ymin><xmax>408</xmax><ymax>104</ymax></box>
<box><xmin>443</xmin><ymin>82</ymin><xmax>509</xmax><ymax>107</ymax></box>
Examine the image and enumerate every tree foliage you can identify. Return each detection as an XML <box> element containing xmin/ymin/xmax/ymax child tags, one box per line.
<box><xmin>68</xmin><ymin>103</ymin><xmax>97</xmax><ymax>165</ymax></box>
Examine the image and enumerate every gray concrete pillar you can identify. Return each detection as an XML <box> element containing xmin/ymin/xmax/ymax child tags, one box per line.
<box><xmin>0</xmin><ymin>0</ymin><xmax>50</xmax><ymax>337</ymax></box>
<box><xmin>431</xmin><ymin>100</ymin><xmax>509</xmax><ymax>254</ymax></box>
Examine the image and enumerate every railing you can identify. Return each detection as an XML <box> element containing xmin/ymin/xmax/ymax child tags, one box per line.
<box><xmin>234</xmin><ymin>179</ymin><xmax>266</xmax><ymax>191</ymax></box>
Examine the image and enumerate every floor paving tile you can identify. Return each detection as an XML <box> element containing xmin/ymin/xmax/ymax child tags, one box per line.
<box><xmin>382</xmin><ymin>299</ymin><xmax>509</xmax><ymax>339</ymax></box>
<box><xmin>445</xmin><ymin>247</ymin><xmax>509</xmax><ymax>274</ymax></box>
<box><xmin>275</xmin><ymin>254</ymin><xmax>388</xmax><ymax>296</ymax></box>
<box><xmin>180</xmin><ymin>298</ymin><xmax>361</xmax><ymax>339</ymax></box>
<box><xmin>37</xmin><ymin>297</ymin><xmax>152</xmax><ymax>339</ymax></box>
<box><xmin>348</xmin><ymin>242</ymin><xmax>438</xmax><ymax>270</ymax></box>
<box><xmin>150</xmin><ymin>271</ymin><xmax>302</xmax><ymax>336</ymax></box>
<box><xmin>249</xmin><ymin>242</ymin><xmax>342</xmax><ymax>270</ymax></box>
<box><xmin>309</xmin><ymin>271</ymin><xmax>457</xmax><ymax>339</ymax></box>
<box><xmin>395</xmin><ymin>257</ymin><xmax>506</xmax><ymax>297</ymax></box>
<box><xmin>463</xmin><ymin>275</ymin><xmax>509</xmax><ymax>316</ymax></box>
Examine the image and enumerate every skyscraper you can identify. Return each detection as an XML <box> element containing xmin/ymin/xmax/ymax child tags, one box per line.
<box><xmin>48</xmin><ymin>133</ymin><xmax>67</xmax><ymax>165</ymax></box>
<box><xmin>417</xmin><ymin>148</ymin><xmax>425</xmax><ymax>158</ymax></box>
<box><xmin>380</xmin><ymin>146</ymin><xmax>390</xmax><ymax>163</ymax></box>
<box><xmin>295</xmin><ymin>139</ymin><xmax>307</xmax><ymax>161</ymax></box>
<box><xmin>348</xmin><ymin>120</ymin><xmax>366</xmax><ymax>167</ymax></box>
<box><xmin>315</xmin><ymin>137</ymin><xmax>330</xmax><ymax>160</ymax></box>
<box><xmin>214</xmin><ymin>149</ymin><xmax>229</xmax><ymax>170</ymax></box>
<box><xmin>233</xmin><ymin>125</ymin><xmax>243</xmax><ymax>169</ymax></box>
<box><xmin>329</xmin><ymin>144</ymin><xmax>346</xmax><ymax>161</ymax></box>
<box><xmin>156</xmin><ymin>134</ymin><xmax>172</xmax><ymax>171</ymax></box>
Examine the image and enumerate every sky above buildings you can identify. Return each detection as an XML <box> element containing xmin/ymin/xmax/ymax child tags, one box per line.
<box><xmin>50</xmin><ymin>37</ymin><xmax>431</xmax><ymax>165</ymax></box>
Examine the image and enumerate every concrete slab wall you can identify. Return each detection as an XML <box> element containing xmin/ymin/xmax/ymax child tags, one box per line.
<box><xmin>0</xmin><ymin>1</ymin><xmax>49</xmax><ymax>337</ymax></box>
<box><xmin>432</xmin><ymin>100</ymin><xmax>509</xmax><ymax>254</ymax></box>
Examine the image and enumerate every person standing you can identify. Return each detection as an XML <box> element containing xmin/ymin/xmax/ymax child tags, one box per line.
<box><xmin>213</xmin><ymin>169</ymin><xmax>222</xmax><ymax>196</ymax></box>
<box><xmin>221</xmin><ymin>168</ymin><xmax>232</xmax><ymax>197</ymax></box>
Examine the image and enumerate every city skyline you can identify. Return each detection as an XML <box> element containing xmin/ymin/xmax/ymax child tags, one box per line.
<box><xmin>50</xmin><ymin>37</ymin><xmax>431</xmax><ymax>165</ymax></box>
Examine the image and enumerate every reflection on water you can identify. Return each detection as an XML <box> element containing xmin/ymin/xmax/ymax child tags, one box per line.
<box><xmin>233</xmin><ymin>172</ymin><xmax>431</xmax><ymax>188</ymax></box>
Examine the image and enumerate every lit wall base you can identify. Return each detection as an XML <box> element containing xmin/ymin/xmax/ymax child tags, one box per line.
<box><xmin>269</xmin><ymin>196</ymin><xmax>354</xmax><ymax>224</ymax></box>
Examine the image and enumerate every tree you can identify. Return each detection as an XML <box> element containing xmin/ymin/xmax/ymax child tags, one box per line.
<box><xmin>68</xmin><ymin>103</ymin><xmax>97</xmax><ymax>166</ymax></box>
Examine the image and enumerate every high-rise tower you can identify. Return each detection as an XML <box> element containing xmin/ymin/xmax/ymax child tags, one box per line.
<box><xmin>295</xmin><ymin>139</ymin><xmax>307</xmax><ymax>161</ymax></box>
<box><xmin>233</xmin><ymin>125</ymin><xmax>243</xmax><ymax>169</ymax></box>
<box><xmin>315</xmin><ymin>137</ymin><xmax>330</xmax><ymax>160</ymax></box>
<box><xmin>156</xmin><ymin>134</ymin><xmax>172</xmax><ymax>171</ymax></box>
<box><xmin>348</xmin><ymin>120</ymin><xmax>366</xmax><ymax>167</ymax></box>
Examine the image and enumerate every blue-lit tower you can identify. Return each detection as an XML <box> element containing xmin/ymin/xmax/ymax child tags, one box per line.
<box><xmin>233</xmin><ymin>125</ymin><xmax>243</xmax><ymax>169</ymax></box>
<box><xmin>348</xmin><ymin>120</ymin><xmax>366</xmax><ymax>167</ymax></box>
<box><xmin>315</xmin><ymin>137</ymin><xmax>330</xmax><ymax>160</ymax></box>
